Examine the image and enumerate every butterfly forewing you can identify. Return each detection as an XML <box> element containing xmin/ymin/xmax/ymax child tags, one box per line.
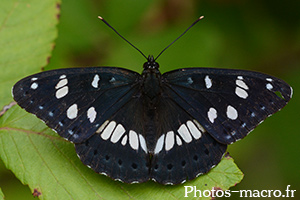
<box><xmin>12</xmin><ymin>67</ymin><xmax>141</xmax><ymax>143</ymax></box>
<box><xmin>162</xmin><ymin>68</ymin><xmax>292</xmax><ymax>144</ymax></box>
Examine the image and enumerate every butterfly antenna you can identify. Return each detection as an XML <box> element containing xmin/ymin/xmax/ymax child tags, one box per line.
<box><xmin>98</xmin><ymin>16</ymin><xmax>148</xmax><ymax>60</ymax></box>
<box><xmin>154</xmin><ymin>16</ymin><xmax>204</xmax><ymax>61</ymax></box>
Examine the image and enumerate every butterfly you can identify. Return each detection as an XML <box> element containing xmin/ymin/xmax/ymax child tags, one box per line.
<box><xmin>12</xmin><ymin>16</ymin><xmax>292</xmax><ymax>185</ymax></box>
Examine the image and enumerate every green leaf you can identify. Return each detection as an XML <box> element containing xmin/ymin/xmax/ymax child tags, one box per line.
<box><xmin>0</xmin><ymin>106</ymin><xmax>243</xmax><ymax>199</ymax></box>
<box><xmin>0</xmin><ymin>188</ymin><xmax>4</xmax><ymax>200</ymax></box>
<box><xmin>0</xmin><ymin>0</ymin><xmax>60</xmax><ymax>109</ymax></box>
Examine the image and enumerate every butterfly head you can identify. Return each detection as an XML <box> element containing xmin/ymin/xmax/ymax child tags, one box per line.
<box><xmin>143</xmin><ymin>55</ymin><xmax>159</xmax><ymax>70</ymax></box>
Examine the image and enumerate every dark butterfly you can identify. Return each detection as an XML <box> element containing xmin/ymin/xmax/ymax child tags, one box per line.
<box><xmin>12</xmin><ymin>16</ymin><xmax>292</xmax><ymax>185</ymax></box>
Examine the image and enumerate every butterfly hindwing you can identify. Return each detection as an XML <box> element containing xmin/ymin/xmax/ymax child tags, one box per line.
<box><xmin>162</xmin><ymin>68</ymin><xmax>292</xmax><ymax>144</ymax></box>
<box><xmin>12</xmin><ymin>67</ymin><xmax>141</xmax><ymax>143</ymax></box>
<box><xmin>75</xmin><ymin>96</ymin><xmax>151</xmax><ymax>183</ymax></box>
<box><xmin>149</xmin><ymin>95</ymin><xmax>227</xmax><ymax>184</ymax></box>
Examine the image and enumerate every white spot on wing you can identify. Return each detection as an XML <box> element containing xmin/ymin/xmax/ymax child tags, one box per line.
<box><xmin>207</xmin><ymin>107</ymin><xmax>217</xmax><ymax>123</ymax></box>
<box><xmin>55</xmin><ymin>86</ymin><xmax>69</xmax><ymax>99</ymax></box>
<box><xmin>87</xmin><ymin>107</ymin><xmax>97</xmax><ymax>123</ymax></box>
<box><xmin>266</xmin><ymin>83</ymin><xmax>273</xmax><ymax>90</ymax></box>
<box><xmin>109</xmin><ymin>77</ymin><xmax>116</xmax><ymax>83</ymax></box>
<box><xmin>48</xmin><ymin>111</ymin><xmax>54</xmax><ymax>117</ymax></box>
<box><xmin>266</xmin><ymin>78</ymin><xmax>273</xmax><ymax>82</ymax></box>
<box><xmin>129</xmin><ymin>130</ymin><xmax>139</xmax><ymax>150</ymax></box>
<box><xmin>237</xmin><ymin>76</ymin><xmax>243</xmax><ymax>80</ymax></box>
<box><xmin>165</xmin><ymin>131</ymin><xmax>175</xmax><ymax>151</ymax></box>
<box><xmin>59</xmin><ymin>75</ymin><xmax>66</xmax><ymax>79</ymax></box>
<box><xmin>154</xmin><ymin>134</ymin><xmax>165</xmax><ymax>154</ymax></box>
<box><xmin>31</xmin><ymin>77</ymin><xmax>38</xmax><ymax>81</ymax></box>
<box><xmin>55</xmin><ymin>79</ymin><xmax>68</xmax><ymax>89</ymax></box>
<box><xmin>226</xmin><ymin>105</ymin><xmax>238</xmax><ymax>120</ymax></box>
<box><xmin>235</xmin><ymin>87</ymin><xmax>248</xmax><ymax>99</ymax></box>
<box><xmin>92</xmin><ymin>74</ymin><xmax>100</xmax><ymax>88</ymax></box>
<box><xmin>96</xmin><ymin>120</ymin><xmax>109</xmax><ymax>133</ymax></box>
<box><xmin>67</xmin><ymin>104</ymin><xmax>78</xmax><ymax>119</ymax></box>
<box><xmin>130</xmin><ymin>180</ymin><xmax>139</xmax><ymax>184</ymax></box>
<box><xmin>177</xmin><ymin>124</ymin><xmax>192</xmax><ymax>143</ymax></box>
<box><xmin>68</xmin><ymin>129</ymin><xmax>74</xmax><ymax>135</ymax></box>
<box><xmin>187</xmin><ymin>77</ymin><xmax>193</xmax><ymax>84</ymax></box>
<box><xmin>204</xmin><ymin>75</ymin><xmax>212</xmax><ymax>89</ymax></box>
<box><xmin>139</xmin><ymin>134</ymin><xmax>147</xmax><ymax>153</ymax></box>
<box><xmin>73</xmin><ymin>133</ymin><xmax>79</xmax><ymax>139</ymax></box>
<box><xmin>121</xmin><ymin>135</ymin><xmax>127</xmax><ymax>146</ymax></box>
<box><xmin>100</xmin><ymin>172</ymin><xmax>107</xmax><ymax>176</ymax></box>
<box><xmin>101</xmin><ymin>121</ymin><xmax>116</xmax><ymax>140</ymax></box>
<box><xmin>110</xmin><ymin>124</ymin><xmax>126</xmax><ymax>143</ymax></box>
<box><xmin>236</xmin><ymin>79</ymin><xmax>249</xmax><ymax>90</ymax></box>
<box><xmin>186</xmin><ymin>120</ymin><xmax>202</xmax><ymax>139</ymax></box>
<box><xmin>30</xmin><ymin>82</ymin><xmax>38</xmax><ymax>89</ymax></box>
<box><xmin>193</xmin><ymin>119</ymin><xmax>206</xmax><ymax>133</ymax></box>
<box><xmin>176</xmin><ymin>135</ymin><xmax>182</xmax><ymax>146</ymax></box>
<box><xmin>241</xmin><ymin>122</ymin><xmax>246</xmax><ymax>128</ymax></box>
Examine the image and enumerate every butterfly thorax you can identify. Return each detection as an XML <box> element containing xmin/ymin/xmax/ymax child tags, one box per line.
<box><xmin>141</xmin><ymin>55</ymin><xmax>162</xmax><ymax>102</ymax></box>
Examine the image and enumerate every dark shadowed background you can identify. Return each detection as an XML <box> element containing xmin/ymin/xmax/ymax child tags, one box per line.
<box><xmin>0</xmin><ymin>0</ymin><xmax>299</xmax><ymax>199</ymax></box>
